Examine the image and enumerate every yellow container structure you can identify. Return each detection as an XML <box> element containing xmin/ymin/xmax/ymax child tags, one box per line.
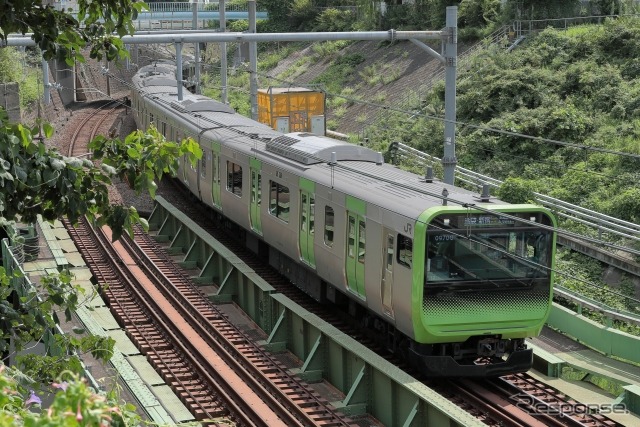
<box><xmin>257</xmin><ymin>87</ymin><xmax>325</xmax><ymax>134</ymax></box>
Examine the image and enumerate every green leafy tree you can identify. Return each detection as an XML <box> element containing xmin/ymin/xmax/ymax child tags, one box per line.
<box><xmin>0</xmin><ymin>0</ymin><xmax>202</xmax><ymax>422</ymax></box>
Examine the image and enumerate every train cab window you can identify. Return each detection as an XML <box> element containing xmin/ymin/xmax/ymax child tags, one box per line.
<box><xmin>324</xmin><ymin>206</ymin><xmax>334</xmax><ymax>247</ymax></box>
<box><xmin>269</xmin><ymin>180</ymin><xmax>289</xmax><ymax>222</ymax></box>
<box><xmin>227</xmin><ymin>161</ymin><xmax>242</xmax><ymax>197</ymax></box>
<box><xmin>397</xmin><ymin>234</ymin><xmax>413</xmax><ymax>268</ymax></box>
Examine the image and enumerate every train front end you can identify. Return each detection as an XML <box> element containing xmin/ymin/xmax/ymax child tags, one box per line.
<box><xmin>409</xmin><ymin>205</ymin><xmax>556</xmax><ymax>377</ymax></box>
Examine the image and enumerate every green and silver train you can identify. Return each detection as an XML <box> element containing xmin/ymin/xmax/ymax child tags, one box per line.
<box><xmin>131</xmin><ymin>62</ymin><xmax>557</xmax><ymax>377</ymax></box>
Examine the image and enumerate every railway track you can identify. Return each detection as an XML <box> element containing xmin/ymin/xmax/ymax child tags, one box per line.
<box><xmin>62</xmin><ymin>96</ymin><xmax>622</xmax><ymax>426</ymax></box>
<box><xmin>68</xmin><ymin>99</ymin><xmax>122</xmax><ymax>157</ymax></box>
<box><xmin>156</xmin><ymin>180</ymin><xmax>622</xmax><ymax>427</ymax></box>
<box><xmin>63</xmin><ymin>216</ymin><xmax>355</xmax><ymax>426</ymax></box>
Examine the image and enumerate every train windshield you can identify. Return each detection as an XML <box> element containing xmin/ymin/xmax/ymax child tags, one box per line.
<box><xmin>425</xmin><ymin>212</ymin><xmax>553</xmax><ymax>285</ymax></box>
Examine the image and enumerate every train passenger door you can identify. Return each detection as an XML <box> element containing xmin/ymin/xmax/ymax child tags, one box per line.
<box><xmin>298</xmin><ymin>178</ymin><xmax>315</xmax><ymax>268</ymax></box>
<box><xmin>211</xmin><ymin>144</ymin><xmax>221</xmax><ymax>209</ymax></box>
<box><xmin>345</xmin><ymin>196</ymin><xmax>366</xmax><ymax>300</ymax></box>
<box><xmin>381</xmin><ymin>232</ymin><xmax>394</xmax><ymax>317</ymax></box>
<box><xmin>249</xmin><ymin>158</ymin><xmax>262</xmax><ymax>235</ymax></box>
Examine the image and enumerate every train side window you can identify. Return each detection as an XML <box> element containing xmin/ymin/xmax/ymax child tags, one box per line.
<box><xmin>358</xmin><ymin>221</ymin><xmax>366</xmax><ymax>263</ymax></box>
<box><xmin>324</xmin><ymin>206</ymin><xmax>334</xmax><ymax>247</ymax></box>
<box><xmin>397</xmin><ymin>234</ymin><xmax>413</xmax><ymax>268</ymax></box>
<box><xmin>251</xmin><ymin>170</ymin><xmax>261</xmax><ymax>204</ymax></box>
<box><xmin>386</xmin><ymin>235</ymin><xmax>394</xmax><ymax>271</ymax></box>
<box><xmin>309</xmin><ymin>196</ymin><xmax>315</xmax><ymax>235</ymax></box>
<box><xmin>301</xmin><ymin>193</ymin><xmax>307</xmax><ymax>232</ymax></box>
<box><xmin>226</xmin><ymin>161</ymin><xmax>242</xmax><ymax>197</ymax></box>
<box><xmin>212</xmin><ymin>153</ymin><xmax>218</xmax><ymax>183</ymax></box>
<box><xmin>161</xmin><ymin>122</ymin><xmax>166</xmax><ymax>137</ymax></box>
<box><xmin>269</xmin><ymin>180</ymin><xmax>289</xmax><ymax>223</ymax></box>
<box><xmin>300</xmin><ymin>194</ymin><xmax>315</xmax><ymax>234</ymax></box>
<box><xmin>348</xmin><ymin>216</ymin><xmax>355</xmax><ymax>258</ymax></box>
<box><xmin>150</xmin><ymin>113</ymin><xmax>154</xmax><ymax>124</ymax></box>
<box><xmin>201</xmin><ymin>151</ymin><xmax>208</xmax><ymax>178</ymax></box>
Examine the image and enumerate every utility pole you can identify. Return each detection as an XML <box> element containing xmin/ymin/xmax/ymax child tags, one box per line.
<box><xmin>192</xmin><ymin>0</ymin><xmax>201</xmax><ymax>93</ymax></box>
<box><xmin>442</xmin><ymin>6</ymin><xmax>457</xmax><ymax>185</ymax></box>
<box><xmin>220</xmin><ymin>0</ymin><xmax>228</xmax><ymax>104</ymax></box>
<box><xmin>249</xmin><ymin>0</ymin><xmax>258</xmax><ymax>120</ymax></box>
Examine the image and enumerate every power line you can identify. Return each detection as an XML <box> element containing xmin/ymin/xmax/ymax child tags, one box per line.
<box><xmin>235</xmin><ymin>65</ymin><xmax>640</xmax><ymax>160</ymax></box>
<box><xmin>68</xmin><ymin>61</ymin><xmax>640</xmax><ymax>315</ymax></box>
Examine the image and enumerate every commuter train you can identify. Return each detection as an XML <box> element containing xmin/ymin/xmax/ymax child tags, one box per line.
<box><xmin>130</xmin><ymin>61</ymin><xmax>557</xmax><ymax>377</ymax></box>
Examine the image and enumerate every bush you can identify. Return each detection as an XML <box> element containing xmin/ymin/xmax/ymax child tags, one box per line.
<box><xmin>497</xmin><ymin>178</ymin><xmax>537</xmax><ymax>204</ymax></box>
<box><xmin>0</xmin><ymin>47</ymin><xmax>23</xmax><ymax>83</ymax></box>
<box><xmin>314</xmin><ymin>8</ymin><xmax>355</xmax><ymax>32</ymax></box>
<box><xmin>290</xmin><ymin>0</ymin><xmax>318</xmax><ymax>31</ymax></box>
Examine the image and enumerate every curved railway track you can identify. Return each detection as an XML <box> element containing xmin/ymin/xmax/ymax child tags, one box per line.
<box><xmin>63</xmin><ymin>216</ymin><xmax>355</xmax><ymax>426</ymax></box>
<box><xmin>68</xmin><ymin>99</ymin><xmax>122</xmax><ymax>157</ymax></box>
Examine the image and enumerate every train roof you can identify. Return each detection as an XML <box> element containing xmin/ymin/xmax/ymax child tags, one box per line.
<box><xmin>133</xmin><ymin>65</ymin><xmax>513</xmax><ymax>220</ymax></box>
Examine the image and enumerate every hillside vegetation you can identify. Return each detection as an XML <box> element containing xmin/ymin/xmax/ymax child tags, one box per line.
<box><xmin>200</xmin><ymin>11</ymin><xmax>640</xmax><ymax>321</ymax></box>
<box><xmin>339</xmin><ymin>19</ymin><xmax>640</xmax><ymax>236</ymax></box>
<box><xmin>208</xmin><ymin>15</ymin><xmax>639</xmax><ymax>238</ymax></box>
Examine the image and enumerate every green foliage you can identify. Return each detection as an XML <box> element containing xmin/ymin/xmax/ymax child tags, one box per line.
<box><xmin>19</xmin><ymin>68</ymin><xmax>40</xmax><ymax>108</ymax></box>
<box><xmin>227</xmin><ymin>19</ymin><xmax>249</xmax><ymax>32</ymax></box>
<box><xmin>459</xmin><ymin>0</ymin><xmax>502</xmax><ymax>28</ymax></box>
<box><xmin>0</xmin><ymin>48</ymin><xmax>41</xmax><ymax>107</ymax></box>
<box><xmin>89</xmin><ymin>124</ymin><xmax>202</xmax><ymax>204</ymax></box>
<box><xmin>259</xmin><ymin>0</ymin><xmax>295</xmax><ymax>31</ymax></box>
<box><xmin>0</xmin><ymin>0</ymin><xmax>147</xmax><ymax>63</ymax></box>
<box><xmin>0</xmin><ymin>48</ymin><xmax>23</xmax><ymax>83</ymax></box>
<box><xmin>311</xmin><ymin>40</ymin><xmax>352</xmax><ymax>58</ymax></box>
<box><xmin>502</xmin><ymin>0</ymin><xmax>582</xmax><ymax>20</ymax></box>
<box><xmin>497</xmin><ymin>178</ymin><xmax>536</xmax><ymax>204</ymax></box>
<box><xmin>314</xmin><ymin>8</ymin><xmax>356</xmax><ymax>32</ymax></box>
<box><xmin>0</xmin><ymin>367</ymin><xmax>141</xmax><ymax>425</ymax></box>
<box><xmin>606</xmin><ymin>187</ymin><xmax>640</xmax><ymax>223</ymax></box>
<box><xmin>290</xmin><ymin>0</ymin><xmax>318</xmax><ymax>31</ymax></box>
<box><xmin>0</xmin><ymin>116</ymin><xmax>156</xmax><ymax>240</ymax></box>
<box><xmin>311</xmin><ymin>53</ymin><xmax>365</xmax><ymax>93</ymax></box>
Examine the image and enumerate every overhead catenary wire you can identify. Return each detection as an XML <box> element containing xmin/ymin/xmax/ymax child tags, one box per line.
<box><xmin>95</xmin><ymin>63</ymin><xmax>640</xmax><ymax>262</ymax></box>
<box><xmin>39</xmin><ymin>59</ymin><xmax>640</xmax><ymax>319</ymax></box>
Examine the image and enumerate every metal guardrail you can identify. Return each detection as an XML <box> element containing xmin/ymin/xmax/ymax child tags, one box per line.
<box><xmin>58</xmin><ymin>1</ymin><xmax>267</xmax><ymax>14</ymax></box>
<box><xmin>389</xmin><ymin>142</ymin><xmax>640</xmax><ymax>328</ymax></box>
<box><xmin>511</xmin><ymin>14</ymin><xmax>640</xmax><ymax>38</ymax></box>
<box><xmin>388</xmin><ymin>142</ymin><xmax>640</xmax><ymax>248</ymax></box>
<box><xmin>554</xmin><ymin>285</ymin><xmax>640</xmax><ymax>327</ymax></box>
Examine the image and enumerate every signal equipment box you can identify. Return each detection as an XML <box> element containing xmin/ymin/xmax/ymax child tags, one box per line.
<box><xmin>257</xmin><ymin>87</ymin><xmax>326</xmax><ymax>135</ymax></box>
